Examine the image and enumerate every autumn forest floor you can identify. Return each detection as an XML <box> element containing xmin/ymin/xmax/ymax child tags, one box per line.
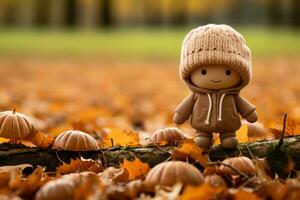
<box><xmin>0</xmin><ymin>56</ymin><xmax>299</xmax><ymax>143</ymax></box>
<box><xmin>0</xmin><ymin>28</ymin><xmax>299</xmax><ymax>200</ymax></box>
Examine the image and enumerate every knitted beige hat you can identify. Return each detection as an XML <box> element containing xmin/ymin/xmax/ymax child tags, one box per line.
<box><xmin>180</xmin><ymin>24</ymin><xmax>252</xmax><ymax>87</ymax></box>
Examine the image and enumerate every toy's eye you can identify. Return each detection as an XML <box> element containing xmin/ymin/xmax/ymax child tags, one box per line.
<box><xmin>226</xmin><ymin>69</ymin><xmax>231</xmax><ymax>76</ymax></box>
<box><xmin>201</xmin><ymin>69</ymin><xmax>207</xmax><ymax>75</ymax></box>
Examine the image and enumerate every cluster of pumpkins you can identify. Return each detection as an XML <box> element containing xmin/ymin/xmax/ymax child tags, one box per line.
<box><xmin>35</xmin><ymin>157</ymin><xmax>256</xmax><ymax>200</ymax></box>
<box><xmin>0</xmin><ymin>110</ymin><xmax>258</xmax><ymax>200</ymax></box>
<box><xmin>0</xmin><ymin>110</ymin><xmax>99</xmax><ymax>151</ymax></box>
<box><xmin>0</xmin><ymin>109</ymin><xmax>187</xmax><ymax>151</ymax></box>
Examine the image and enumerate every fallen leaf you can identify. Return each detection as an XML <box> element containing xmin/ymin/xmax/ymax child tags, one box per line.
<box><xmin>98</xmin><ymin>167</ymin><xmax>129</xmax><ymax>184</ymax></box>
<box><xmin>30</xmin><ymin>132</ymin><xmax>55</xmax><ymax>149</ymax></box>
<box><xmin>234</xmin><ymin>190</ymin><xmax>262</xmax><ymax>200</ymax></box>
<box><xmin>236</xmin><ymin>123</ymin><xmax>249</xmax><ymax>143</ymax></box>
<box><xmin>0</xmin><ymin>164</ymin><xmax>33</xmax><ymax>178</ymax></box>
<box><xmin>73</xmin><ymin>172</ymin><xmax>100</xmax><ymax>200</ymax></box>
<box><xmin>121</xmin><ymin>157</ymin><xmax>150</xmax><ymax>180</ymax></box>
<box><xmin>171</xmin><ymin>139</ymin><xmax>209</xmax><ymax>167</ymax></box>
<box><xmin>180</xmin><ymin>184</ymin><xmax>227</xmax><ymax>200</ymax></box>
<box><xmin>101</xmin><ymin>128</ymin><xmax>140</xmax><ymax>147</ymax></box>
<box><xmin>56</xmin><ymin>157</ymin><xmax>103</xmax><ymax>175</ymax></box>
<box><xmin>0</xmin><ymin>137</ymin><xmax>9</xmax><ymax>144</ymax></box>
<box><xmin>257</xmin><ymin>180</ymin><xmax>288</xmax><ymax>200</ymax></box>
<box><xmin>14</xmin><ymin>167</ymin><xmax>51</xmax><ymax>199</ymax></box>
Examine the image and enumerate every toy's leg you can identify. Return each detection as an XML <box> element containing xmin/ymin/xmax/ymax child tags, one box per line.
<box><xmin>220</xmin><ymin>132</ymin><xmax>238</xmax><ymax>149</ymax></box>
<box><xmin>194</xmin><ymin>132</ymin><xmax>213</xmax><ymax>149</ymax></box>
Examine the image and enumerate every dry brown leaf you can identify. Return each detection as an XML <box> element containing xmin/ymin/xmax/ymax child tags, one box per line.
<box><xmin>171</xmin><ymin>138</ymin><xmax>209</xmax><ymax>167</ymax></box>
<box><xmin>0</xmin><ymin>164</ymin><xmax>33</xmax><ymax>180</ymax></box>
<box><xmin>56</xmin><ymin>157</ymin><xmax>103</xmax><ymax>175</ymax></box>
<box><xmin>180</xmin><ymin>184</ymin><xmax>227</xmax><ymax>200</ymax></box>
<box><xmin>121</xmin><ymin>157</ymin><xmax>150</xmax><ymax>180</ymax></box>
<box><xmin>13</xmin><ymin>167</ymin><xmax>51</xmax><ymax>199</ymax></box>
<box><xmin>124</xmin><ymin>179</ymin><xmax>144</xmax><ymax>198</ymax></box>
<box><xmin>234</xmin><ymin>190</ymin><xmax>263</xmax><ymax>200</ymax></box>
<box><xmin>30</xmin><ymin>132</ymin><xmax>55</xmax><ymax>149</ymax></box>
<box><xmin>257</xmin><ymin>180</ymin><xmax>288</xmax><ymax>200</ymax></box>
<box><xmin>0</xmin><ymin>172</ymin><xmax>11</xmax><ymax>188</ymax></box>
<box><xmin>153</xmin><ymin>183</ymin><xmax>183</xmax><ymax>200</ymax></box>
<box><xmin>73</xmin><ymin>172</ymin><xmax>100</xmax><ymax>200</ymax></box>
<box><xmin>98</xmin><ymin>167</ymin><xmax>129</xmax><ymax>184</ymax></box>
<box><xmin>269</xmin><ymin>117</ymin><xmax>300</xmax><ymax>139</ymax></box>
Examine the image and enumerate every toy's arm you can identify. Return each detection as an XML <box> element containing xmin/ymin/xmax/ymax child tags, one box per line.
<box><xmin>235</xmin><ymin>95</ymin><xmax>258</xmax><ymax>123</ymax></box>
<box><xmin>173</xmin><ymin>93</ymin><xmax>195</xmax><ymax>125</ymax></box>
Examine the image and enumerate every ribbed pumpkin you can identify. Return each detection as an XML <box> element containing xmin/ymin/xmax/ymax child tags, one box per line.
<box><xmin>0</xmin><ymin>110</ymin><xmax>37</xmax><ymax>140</ymax></box>
<box><xmin>144</xmin><ymin>161</ymin><xmax>203</xmax><ymax>191</ymax></box>
<box><xmin>150</xmin><ymin>127</ymin><xmax>184</xmax><ymax>145</ymax></box>
<box><xmin>52</xmin><ymin>130</ymin><xmax>99</xmax><ymax>151</ymax></box>
<box><xmin>35</xmin><ymin>178</ymin><xmax>75</xmax><ymax>200</ymax></box>
<box><xmin>35</xmin><ymin>172</ymin><xmax>98</xmax><ymax>200</ymax></box>
<box><xmin>220</xmin><ymin>156</ymin><xmax>256</xmax><ymax>175</ymax></box>
<box><xmin>204</xmin><ymin>175</ymin><xmax>227</xmax><ymax>187</ymax></box>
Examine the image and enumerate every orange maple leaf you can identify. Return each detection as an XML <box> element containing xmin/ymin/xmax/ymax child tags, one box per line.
<box><xmin>180</xmin><ymin>184</ymin><xmax>226</xmax><ymax>200</ymax></box>
<box><xmin>171</xmin><ymin>139</ymin><xmax>209</xmax><ymax>167</ymax></box>
<box><xmin>12</xmin><ymin>167</ymin><xmax>51</xmax><ymax>199</ymax></box>
<box><xmin>121</xmin><ymin>157</ymin><xmax>150</xmax><ymax>180</ymax></box>
<box><xmin>56</xmin><ymin>157</ymin><xmax>103</xmax><ymax>175</ymax></box>
<box><xmin>101</xmin><ymin>128</ymin><xmax>140</xmax><ymax>147</ymax></box>
<box><xmin>234</xmin><ymin>190</ymin><xmax>263</xmax><ymax>200</ymax></box>
<box><xmin>30</xmin><ymin>132</ymin><xmax>55</xmax><ymax>149</ymax></box>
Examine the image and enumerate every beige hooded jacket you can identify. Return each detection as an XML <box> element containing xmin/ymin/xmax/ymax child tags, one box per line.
<box><xmin>175</xmin><ymin>80</ymin><xmax>256</xmax><ymax>133</ymax></box>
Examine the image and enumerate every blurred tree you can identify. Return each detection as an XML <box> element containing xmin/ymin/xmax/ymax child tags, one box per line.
<box><xmin>100</xmin><ymin>0</ymin><xmax>112</xmax><ymax>27</ymax></box>
<box><xmin>49</xmin><ymin>0</ymin><xmax>66</xmax><ymax>28</ymax></box>
<box><xmin>267</xmin><ymin>0</ymin><xmax>283</xmax><ymax>25</ymax></box>
<box><xmin>35</xmin><ymin>0</ymin><xmax>50</xmax><ymax>27</ymax></box>
<box><xmin>144</xmin><ymin>0</ymin><xmax>163</xmax><ymax>25</ymax></box>
<box><xmin>229</xmin><ymin>0</ymin><xmax>267</xmax><ymax>25</ymax></box>
<box><xmin>77</xmin><ymin>0</ymin><xmax>99</xmax><ymax>28</ymax></box>
<box><xmin>15</xmin><ymin>0</ymin><xmax>35</xmax><ymax>27</ymax></box>
<box><xmin>290</xmin><ymin>0</ymin><xmax>300</xmax><ymax>27</ymax></box>
<box><xmin>65</xmin><ymin>0</ymin><xmax>77</xmax><ymax>27</ymax></box>
<box><xmin>161</xmin><ymin>0</ymin><xmax>187</xmax><ymax>26</ymax></box>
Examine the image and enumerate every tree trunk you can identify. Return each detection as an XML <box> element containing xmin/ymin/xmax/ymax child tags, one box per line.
<box><xmin>290</xmin><ymin>0</ymin><xmax>300</xmax><ymax>28</ymax></box>
<box><xmin>1</xmin><ymin>136</ymin><xmax>300</xmax><ymax>171</ymax></box>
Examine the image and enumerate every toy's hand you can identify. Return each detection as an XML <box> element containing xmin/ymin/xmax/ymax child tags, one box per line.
<box><xmin>173</xmin><ymin>113</ymin><xmax>186</xmax><ymax>125</ymax></box>
<box><xmin>245</xmin><ymin>110</ymin><xmax>258</xmax><ymax>123</ymax></box>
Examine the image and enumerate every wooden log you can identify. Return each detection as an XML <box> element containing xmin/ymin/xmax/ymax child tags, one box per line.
<box><xmin>0</xmin><ymin>136</ymin><xmax>299</xmax><ymax>171</ymax></box>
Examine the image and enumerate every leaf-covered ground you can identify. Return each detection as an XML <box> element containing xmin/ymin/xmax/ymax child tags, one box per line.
<box><xmin>0</xmin><ymin>57</ymin><xmax>299</xmax><ymax>199</ymax></box>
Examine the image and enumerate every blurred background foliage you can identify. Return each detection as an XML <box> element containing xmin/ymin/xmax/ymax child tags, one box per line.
<box><xmin>0</xmin><ymin>0</ymin><xmax>299</xmax><ymax>133</ymax></box>
<box><xmin>0</xmin><ymin>0</ymin><xmax>299</xmax><ymax>60</ymax></box>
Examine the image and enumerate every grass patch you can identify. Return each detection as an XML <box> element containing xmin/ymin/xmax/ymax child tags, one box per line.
<box><xmin>0</xmin><ymin>27</ymin><xmax>299</xmax><ymax>60</ymax></box>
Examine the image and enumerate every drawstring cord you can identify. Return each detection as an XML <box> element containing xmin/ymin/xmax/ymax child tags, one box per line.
<box><xmin>205</xmin><ymin>93</ymin><xmax>212</xmax><ymax>124</ymax></box>
<box><xmin>205</xmin><ymin>93</ymin><xmax>226</xmax><ymax>125</ymax></box>
<box><xmin>218</xmin><ymin>93</ymin><xmax>226</xmax><ymax>121</ymax></box>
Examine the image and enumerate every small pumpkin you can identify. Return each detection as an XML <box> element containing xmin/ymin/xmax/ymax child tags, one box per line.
<box><xmin>220</xmin><ymin>156</ymin><xmax>256</xmax><ymax>175</ymax></box>
<box><xmin>35</xmin><ymin>178</ymin><xmax>75</xmax><ymax>200</ymax></box>
<box><xmin>204</xmin><ymin>175</ymin><xmax>227</xmax><ymax>187</ymax></box>
<box><xmin>52</xmin><ymin>130</ymin><xmax>99</xmax><ymax>151</ymax></box>
<box><xmin>144</xmin><ymin>161</ymin><xmax>203</xmax><ymax>191</ymax></box>
<box><xmin>150</xmin><ymin>127</ymin><xmax>185</xmax><ymax>145</ymax></box>
<box><xmin>35</xmin><ymin>172</ymin><xmax>98</xmax><ymax>200</ymax></box>
<box><xmin>0</xmin><ymin>110</ymin><xmax>37</xmax><ymax>141</ymax></box>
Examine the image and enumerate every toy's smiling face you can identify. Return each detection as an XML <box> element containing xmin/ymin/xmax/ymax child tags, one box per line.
<box><xmin>190</xmin><ymin>65</ymin><xmax>241</xmax><ymax>90</ymax></box>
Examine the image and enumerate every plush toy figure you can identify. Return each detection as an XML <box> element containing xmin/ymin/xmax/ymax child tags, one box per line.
<box><xmin>174</xmin><ymin>24</ymin><xmax>258</xmax><ymax>149</ymax></box>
